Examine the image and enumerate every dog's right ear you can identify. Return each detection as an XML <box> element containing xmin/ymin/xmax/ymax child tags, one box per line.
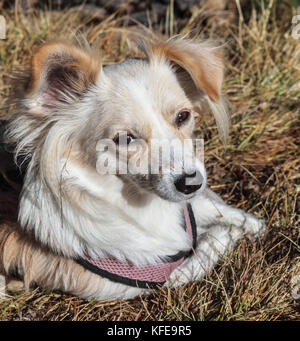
<box><xmin>142</xmin><ymin>38</ymin><xmax>230</xmax><ymax>142</ymax></box>
<box><xmin>27</xmin><ymin>41</ymin><xmax>101</xmax><ymax>109</ymax></box>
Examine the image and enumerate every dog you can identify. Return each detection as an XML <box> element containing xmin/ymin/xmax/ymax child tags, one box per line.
<box><xmin>0</xmin><ymin>37</ymin><xmax>266</xmax><ymax>300</ymax></box>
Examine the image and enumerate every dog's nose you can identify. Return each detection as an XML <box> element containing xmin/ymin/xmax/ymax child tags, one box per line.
<box><xmin>174</xmin><ymin>171</ymin><xmax>203</xmax><ymax>195</ymax></box>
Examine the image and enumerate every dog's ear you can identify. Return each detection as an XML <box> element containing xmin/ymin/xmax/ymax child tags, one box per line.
<box><xmin>27</xmin><ymin>41</ymin><xmax>101</xmax><ymax>108</ymax></box>
<box><xmin>148</xmin><ymin>39</ymin><xmax>224</xmax><ymax>103</ymax></box>
<box><xmin>146</xmin><ymin>38</ymin><xmax>229</xmax><ymax>142</ymax></box>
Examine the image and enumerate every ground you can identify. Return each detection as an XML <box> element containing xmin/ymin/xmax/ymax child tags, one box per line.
<box><xmin>0</xmin><ymin>0</ymin><xmax>299</xmax><ymax>321</ymax></box>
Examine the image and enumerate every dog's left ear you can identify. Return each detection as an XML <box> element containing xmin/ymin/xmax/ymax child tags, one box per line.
<box><xmin>148</xmin><ymin>39</ymin><xmax>224</xmax><ymax>103</ymax></box>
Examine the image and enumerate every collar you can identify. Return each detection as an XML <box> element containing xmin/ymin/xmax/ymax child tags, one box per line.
<box><xmin>76</xmin><ymin>203</ymin><xmax>197</xmax><ymax>289</ymax></box>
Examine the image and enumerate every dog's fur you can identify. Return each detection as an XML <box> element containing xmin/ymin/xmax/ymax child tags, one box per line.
<box><xmin>0</xmin><ymin>37</ymin><xmax>266</xmax><ymax>300</ymax></box>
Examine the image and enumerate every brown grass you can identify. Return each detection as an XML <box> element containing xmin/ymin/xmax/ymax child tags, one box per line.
<box><xmin>0</xmin><ymin>0</ymin><xmax>299</xmax><ymax>321</ymax></box>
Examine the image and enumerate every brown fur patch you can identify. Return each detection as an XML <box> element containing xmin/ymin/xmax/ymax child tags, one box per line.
<box><xmin>0</xmin><ymin>221</ymin><xmax>109</xmax><ymax>298</ymax></box>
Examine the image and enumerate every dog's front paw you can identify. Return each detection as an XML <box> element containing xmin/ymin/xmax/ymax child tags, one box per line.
<box><xmin>243</xmin><ymin>214</ymin><xmax>267</xmax><ymax>240</ymax></box>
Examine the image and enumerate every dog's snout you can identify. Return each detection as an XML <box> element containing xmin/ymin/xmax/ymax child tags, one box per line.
<box><xmin>174</xmin><ymin>171</ymin><xmax>203</xmax><ymax>195</ymax></box>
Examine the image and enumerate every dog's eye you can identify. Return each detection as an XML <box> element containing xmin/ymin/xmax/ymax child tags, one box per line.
<box><xmin>126</xmin><ymin>134</ymin><xmax>135</xmax><ymax>144</ymax></box>
<box><xmin>113</xmin><ymin>133</ymin><xmax>135</xmax><ymax>145</ymax></box>
<box><xmin>175</xmin><ymin>110</ymin><xmax>191</xmax><ymax>127</ymax></box>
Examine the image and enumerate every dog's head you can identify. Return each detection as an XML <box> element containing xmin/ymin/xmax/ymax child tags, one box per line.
<box><xmin>9</xmin><ymin>38</ymin><xmax>229</xmax><ymax>203</ymax></box>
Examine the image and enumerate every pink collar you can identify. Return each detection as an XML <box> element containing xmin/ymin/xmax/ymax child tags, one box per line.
<box><xmin>76</xmin><ymin>203</ymin><xmax>197</xmax><ymax>289</ymax></box>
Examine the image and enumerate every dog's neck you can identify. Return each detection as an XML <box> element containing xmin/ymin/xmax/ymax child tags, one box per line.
<box><xmin>19</xmin><ymin>158</ymin><xmax>191</xmax><ymax>265</ymax></box>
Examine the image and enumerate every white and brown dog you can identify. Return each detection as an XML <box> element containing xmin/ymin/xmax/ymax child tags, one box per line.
<box><xmin>0</xmin><ymin>37</ymin><xmax>266</xmax><ymax>300</ymax></box>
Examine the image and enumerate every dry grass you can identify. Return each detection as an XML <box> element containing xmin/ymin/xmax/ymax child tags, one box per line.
<box><xmin>0</xmin><ymin>0</ymin><xmax>299</xmax><ymax>321</ymax></box>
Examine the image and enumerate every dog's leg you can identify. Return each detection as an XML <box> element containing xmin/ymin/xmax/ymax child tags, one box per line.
<box><xmin>191</xmin><ymin>188</ymin><xmax>266</xmax><ymax>240</ymax></box>
<box><xmin>167</xmin><ymin>189</ymin><xmax>266</xmax><ymax>286</ymax></box>
<box><xmin>168</xmin><ymin>222</ymin><xmax>255</xmax><ymax>286</ymax></box>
